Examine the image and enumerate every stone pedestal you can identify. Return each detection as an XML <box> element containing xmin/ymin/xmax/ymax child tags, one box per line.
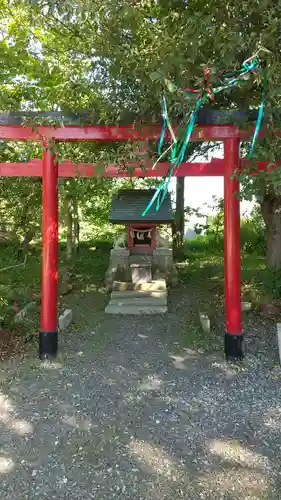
<box><xmin>153</xmin><ymin>248</ymin><xmax>178</xmax><ymax>286</ymax></box>
<box><xmin>105</xmin><ymin>248</ymin><xmax>130</xmax><ymax>290</ymax></box>
<box><xmin>153</xmin><ymin>248</ymin><xmax>173</xmax><ymax>275</ymax></box>
<box><xmin>131</xmin><ymin>263</ymin><xmax>152</xmax><ymax>284</ymax></box>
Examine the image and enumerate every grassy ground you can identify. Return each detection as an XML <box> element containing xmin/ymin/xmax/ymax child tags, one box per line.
<box><xmin>0</xmin><ymin>241</ymin><xmax>110</xmax><ymax>359</ymax></box>
<box><xmin>174</xmin><ymin>244</ymin><xmax>281</xmax><ymax>360</ymax></box>
<box><xmin>183</xmin><ymin>243</ymin><xmax>278</xmax><ymax>308</ymax></box>
<box><xmin>0</xmin><ymin>239</ymin><xmax>280</xmax><ymax>360</ymax></box>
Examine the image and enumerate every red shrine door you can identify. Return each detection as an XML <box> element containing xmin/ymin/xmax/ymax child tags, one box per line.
<box><xmin>127</xmin><ymin>224</ymin><xmax>157</xmax><ymax>254</ymax></box>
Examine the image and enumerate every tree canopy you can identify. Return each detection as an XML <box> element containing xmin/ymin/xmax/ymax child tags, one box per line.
<box><xmin>2</xmin><ymin>0</ymin><xmax>281</xmax><ymax>116</ymax></box>
<box><xmin>1</xmin><ymin>0</ymin><xmax>281</xmax><ymax>264</ymax></box>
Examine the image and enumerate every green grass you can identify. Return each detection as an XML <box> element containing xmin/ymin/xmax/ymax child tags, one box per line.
<box><xmin>183</xmin><ymin>242</ymin><xmax>276</xmax><ymax>302</ymax></box>
<box><xmin>0</xmin><ymin>240</ymin><xmax>111</xmax><ymax>336</ymax></box>
<box><xmin>1</xmin><ymin>238</ymin><xmax>279</xmax><ymax>355</ymax></box>
<box><xmin>176</xmin><ymin>243</ymin><xmax>278</xmax><ymax>351</ymax></box>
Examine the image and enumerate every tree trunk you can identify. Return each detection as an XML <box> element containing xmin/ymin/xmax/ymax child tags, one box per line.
<box><xmin>173</xmin><ymin>177</ymin><xmax>185</xmax><ymax>259</ymax></box>
<box><xmin>260</xmin><ymin>194</ymin><xmax>281</xmax><ymax>269</ymax></box>
<box><xmin>64</xmin><ymin>193</ymin><xmax>73</xmax><ymax>261</ymax></box>
<box><xmin>72</xmin><ymin>197</ymin><xmax>80</xmax><ymax>253</ymax></box>
<box><xmin>22</xmin><ymin>229</ymin><xmax>35</xmax><ymax>257</ymax></box>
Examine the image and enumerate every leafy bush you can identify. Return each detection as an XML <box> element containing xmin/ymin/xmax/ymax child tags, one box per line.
<box><xmin>185</xmin><ymin>203</ymin><xmax>266</xmax><ymax>256</ymax></box>
<box><xmin>262</xmin><ymin>268</ymin><xmax>281</xmax><ymax>301</ymax></box>
<box><xmin>240</xmin><ymin>219</ymin><xmax>266</xmax><ymax>254</ymax></box>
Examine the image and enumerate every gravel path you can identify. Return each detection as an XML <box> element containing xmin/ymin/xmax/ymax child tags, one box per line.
<box><xmin>1</xmin><ymin>294</ymin><xmax>281</xmax><ymax>499</ymax></box>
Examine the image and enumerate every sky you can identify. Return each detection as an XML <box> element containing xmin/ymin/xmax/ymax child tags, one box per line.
<box><xmin>169</xmin><ymin>144</ymin><xmax>254</xmax><ymax>234</ymax></box>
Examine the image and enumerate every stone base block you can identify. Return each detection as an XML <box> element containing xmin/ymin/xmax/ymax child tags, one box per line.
<box><xmin>58</xmin><ymin>309</ymin><xmax>73</xmax><ymax>330</ymax></box>
<box><xmin>131</xmin><ymin>263</ymin><xmax>152</xmax><ymax>284</ymax></box>
<box><xmin>111</xmin><ymin>290</ymin><xmax>167</xmax><ymax>299</ymax></box>
<box><xmin>105</xmin><ymin>248</ymin><xmax>130</xmax><ymax>290</ymax></box>
<box><xmin>152</xmin><ymin>248</ymin><xmax>178</xmax><ymax>286</ymax></box>
<box><xmin>109</xmin><ymin>296</ymin><xmax>167</xmax><ymax>306</ymax></box>
<box><xmin>105</xmin><ymin>304</ymin><xmax>167</xmax><ymax>315</ymax></box>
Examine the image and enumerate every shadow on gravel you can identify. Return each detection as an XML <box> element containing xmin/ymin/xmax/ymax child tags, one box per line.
<box><xmin>0</xmin><ymin>331</ymin><xmax>281</xmax><ymax>499</ymax></box>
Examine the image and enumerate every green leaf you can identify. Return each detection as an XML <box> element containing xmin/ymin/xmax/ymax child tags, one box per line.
<box><xmin>150</xmin><ymin>71</ymin><xmax>162</xmax><ymax>82</ymax></box>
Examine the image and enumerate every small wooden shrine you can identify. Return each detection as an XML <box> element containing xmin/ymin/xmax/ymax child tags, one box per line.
<box><xmin>105</xmin><ymin>188</ymin><xmax>175</xmax><ymax>314</ymax></box>
<box><xmin>109</xmin><ymin>189</ymin><xmax>173</xmax><ymax>254</ymax></box>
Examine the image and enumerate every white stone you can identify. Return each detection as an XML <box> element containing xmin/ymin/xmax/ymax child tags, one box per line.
<box><xmin>199</xmin><ymin>313</ymin><xmax>211</xmax><ymax>333</ymax></box>
<box><xmin>58</xmin><ymin>309</ymin><xmax>73</xmax><ymax>330</ymax></box>
<box><xmin>242</xmin><ymin>301</ymin><xmax>252</xmax><ymax>311</ymax></box>
<box><xmin>14</xmin><ymin>309</ymin><xmax>26</xmax><ymax>323</ymax></box>
<box><xmin>14</xmin><ymin>301</ymin><xmax>37</xmax><ymax>323</ymax></box>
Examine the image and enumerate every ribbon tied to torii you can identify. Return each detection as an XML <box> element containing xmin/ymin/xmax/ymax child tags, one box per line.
<box><xmin>142</xmin><ymin>48</ymin><xmax>270</xmax><ymax>218</ymax></box>
<box><xmin>130</xmin><ymin>228</ymin><xmax>152</xmax><ymax>240</ymax></box>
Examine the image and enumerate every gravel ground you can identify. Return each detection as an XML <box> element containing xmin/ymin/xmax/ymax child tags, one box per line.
<box><xmin>1</xmin><ymin>287</ymin><xmax>281</xmax><ymax>499</ymax></box>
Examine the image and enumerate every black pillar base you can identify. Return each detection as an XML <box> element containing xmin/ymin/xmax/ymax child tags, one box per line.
<box><xmin>224</xmin><ymin>332</ymin><xmax>244</xmax><ymax>361</ymax></box>
<box><xmin>39</xmin><ymin>330</ymin><xmax>58</xmax><ymax>360</ymax></box>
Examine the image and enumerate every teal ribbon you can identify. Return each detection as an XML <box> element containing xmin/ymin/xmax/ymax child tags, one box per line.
<box><xmin>174</xmin><ymin>97</ymin><xmax>202</xmax><ymax>168</ymax></box>
<box><xmin>248</xmin><ymin>97</ymin><xmax>264</xmax><ymax>159</ymax></box>
<box><xmin>141</xmin><ymin>177</ymin><xmax>166</xmax><ymax>217</ymax></box>
<box><xmin>143</xmin><ymin>97</ymin><xmax>203</xmax><ymax>216</ymax></box>
<box><xmin>158</xmin><ymin>95</ymin><xmax>168</xmax><ymax>155</ymax></box>
<box><xmin>142</xmin><ymin>56</ymin><xmax>264</xmax><ymax>217</ymax></box>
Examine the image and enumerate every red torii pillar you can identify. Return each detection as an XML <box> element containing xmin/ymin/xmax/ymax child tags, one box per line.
<box><xmin>224</xmin><ymin>138</ymin><xmax>243</xmax><ymax>360</ymax></box>
<box><xmin>39</xmin><ymin>142</ymin><xmax>59</xmax><ymax>359</ymax></box>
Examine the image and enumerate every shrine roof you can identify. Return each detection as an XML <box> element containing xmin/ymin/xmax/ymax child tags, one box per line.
<box><xmin>110</xmin><ymin>189</ymin><xmax>173</xmax><ymax>224</ymax></box>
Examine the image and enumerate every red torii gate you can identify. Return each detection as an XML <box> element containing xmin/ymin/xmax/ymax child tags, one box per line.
<box><xmin>0</xmin><ymin>121</ymin><xmax>277</xmax><ymax>361</ymax></box>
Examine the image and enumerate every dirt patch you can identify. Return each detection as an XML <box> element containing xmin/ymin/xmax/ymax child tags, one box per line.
<box><xmin>0</xmin><ymin>328</ymin><xmax>25</xmax><ymax>361</ymax></box>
